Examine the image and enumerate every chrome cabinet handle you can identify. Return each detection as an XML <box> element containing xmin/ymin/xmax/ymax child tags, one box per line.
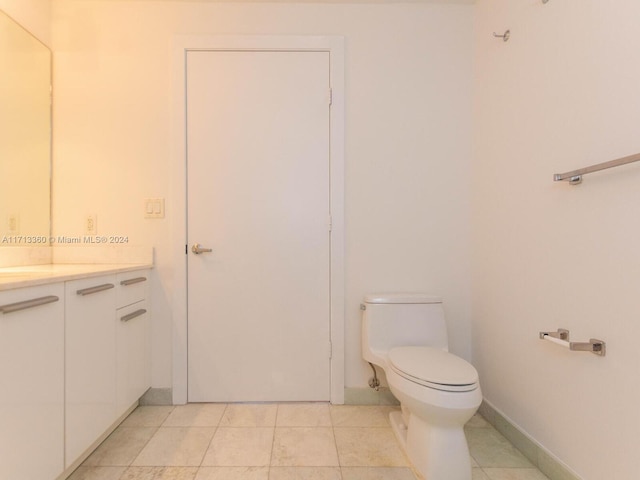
<box><xmin>76</xmin><ymin>283</ymin><xmax>115</xmax><ymax>296</ymax></box>
<box><xmin>121</xmin><ymin>308</ymin><xmax>147</xmax><ymax>322</ymax></box>
<box><xmin>191</xmin><ymin>244</ymin><xmax>212</xmax><ymax>255</ymax></box>
<box><xmin>120</xmin><ymin>277</ymin><xmax>147</xmax><ymax>286</ymax></box>
<box><xmin>0</xmin><ymin>295</ymin><xmax>59</xmax><ymax>314</ymax></box>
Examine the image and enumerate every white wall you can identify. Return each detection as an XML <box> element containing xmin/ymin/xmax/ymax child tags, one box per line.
<box><xmin>51</xmin><ymin>1</ymin><xmax>474</xmax><ymax>391</ymax></box>
<box><xmin>0</xmin><ymin>0</ymin><xmax>51</xmax><ymax>46</ymax></box>
<box><xmin>473</xmin><ymin>1</ymin><xmax>640</xmax><ymax>479</ymax></box>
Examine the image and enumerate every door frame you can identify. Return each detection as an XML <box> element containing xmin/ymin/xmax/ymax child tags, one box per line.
<box><xmin>171</xmin><ymin>35</ymin><xmax>345</xmax><ymax>405</ymax></box>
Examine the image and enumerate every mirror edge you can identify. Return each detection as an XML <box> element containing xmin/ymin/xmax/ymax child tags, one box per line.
<box><xmin>0</xmin><ymin>7</ymin><xmax>53</xmax><ymax>246</ymax></box>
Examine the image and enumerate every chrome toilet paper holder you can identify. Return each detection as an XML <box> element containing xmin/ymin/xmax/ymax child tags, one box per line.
<box><xmin>539</xmin><ymin>329</ymin><xmax>606</xmax><ymax>357</ymax></box>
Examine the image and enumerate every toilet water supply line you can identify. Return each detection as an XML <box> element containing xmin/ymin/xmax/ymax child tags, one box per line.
<box><xmin>368</xmin><ymin>363</ymin><xmax>380</xmax><ymax>391</ymax></box>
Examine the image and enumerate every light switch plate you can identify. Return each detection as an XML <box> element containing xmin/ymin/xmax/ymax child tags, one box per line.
<box><xmin>144</xmin><ymin>198</ymin><xmax>165</xmax><ymax>219</ymax></box>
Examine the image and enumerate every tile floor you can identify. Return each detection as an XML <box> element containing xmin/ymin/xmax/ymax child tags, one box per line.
<box><xmin>68</xmin><ymin>404</ymin><xmax>549</xmax><ymax>480</ymax></box>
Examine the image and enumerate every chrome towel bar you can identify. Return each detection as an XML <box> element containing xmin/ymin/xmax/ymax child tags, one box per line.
<box><xmin>539</xmin><ymin>328</ymin><xmax>606</xmax><ymax>356</ymax></box>
<box><xmin>554</xmin><ymin>152</ymin><xmax>640</xmax><ymax>185</ymax></box>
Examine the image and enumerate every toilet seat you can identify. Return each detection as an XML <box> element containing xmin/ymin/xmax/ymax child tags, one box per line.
<box><xmin>388</xmin><ymin>346</ymin><xmax>479</xmax><ymax>392</ymax></box>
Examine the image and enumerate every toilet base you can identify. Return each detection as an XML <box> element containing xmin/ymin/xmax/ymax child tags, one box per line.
<box><xmin>389</xmin><ymin>410</ymin><xmax>409</xmax><ymax>448</ymax></box>
<box><xmin>389</xmin><ymin>410</ymin><xmax>472</xmax><ymax>480</ymax></box>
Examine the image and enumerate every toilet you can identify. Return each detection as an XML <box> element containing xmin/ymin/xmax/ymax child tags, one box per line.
<box><xmin>361</xmin><ymin>293</ymin><xmax>482</xmax><ymax>480</ymax></box>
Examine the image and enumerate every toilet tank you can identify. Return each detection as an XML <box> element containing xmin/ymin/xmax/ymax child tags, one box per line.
<box><xmin>362</xmin><ymin>293</ymin><xmax>448</xmax><ymax>367</ymax></box>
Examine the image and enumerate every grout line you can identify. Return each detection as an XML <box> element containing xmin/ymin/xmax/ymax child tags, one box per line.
<box><xmin>330</xmin><ymin>406</ymin><xmax>343</xmax><ymax>472</ymax></box>
<box><xmin>196</xmin><ymin>427</ymin><xmax>218</xmax><ymax>469</ymax></box>
<box><xmin>267</xmin><ymin>404</ymin><xmax>278</xmax><ymax>475</ymax></box>
<box><xmin>130</xmin><ymin>427</ymin><xmax>159</xmax><ymax>466</ymax></box>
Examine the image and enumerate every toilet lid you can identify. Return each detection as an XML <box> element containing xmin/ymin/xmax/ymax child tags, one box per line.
<box><xmin>388</xmin><ymin>346</ymin><xmax>479</xmax><ymax>392</ymax></box>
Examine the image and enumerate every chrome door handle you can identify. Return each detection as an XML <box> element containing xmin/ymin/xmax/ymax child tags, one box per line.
<box><xmin>191</xmin><ymin>243</ymin><xmax>212</xmax><ymax>255</ymax></box>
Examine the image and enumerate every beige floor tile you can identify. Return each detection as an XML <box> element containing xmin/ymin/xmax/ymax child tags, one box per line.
<box><xmin>132</xmin><ymin>427</ymin><xmax>215</xmax><ymax>467</ymax></box>
<box><xmin>334</xmin><ymin>427</ymin><xmax>407</xmax><ymax>467</ymax></box>
<box><xmin>341</xmin><ymin>467</ymin><xmax>417</xmax><ymax>480</ymax></box>
<box><xmin>466</xmin><ymin>413</ymin><xmax>491</xmax><ymax>429</ymax></box>
<box><xmin>271</xmin><ymin>427</ymin><xmax>339</xmax><ymax>467</ymax></box>
<box><xmin>84</xmin><ymin>427</ymin><xmax>157</xmax><ymax>466</ymax></box>
<box><xmin>196</xmin><ymin>466</ymin><xmax>269</xmax><ymax>480</ymax></box>
<box><xmin>269</xmin><ymin>467</ymin><xmax>342</xmax><ymax>480</ymax></box>
<box><xmin>473</xmin><ymin>468</ymin><xmax>491</xmax><ymax>480</ymax></box>
<box><xmin>466</xmin><ymin>428</ymin><xmax>534</xmax><ymax>468</ymax></box>
<box><xmin>120</xmin><ymin>466</ymin><xmax>199</xmax><ymax>479</ymax></box>
<box><xmin>122</xmin><ymin>406</ymin><xmax>175</xmax><ymax>427</ymax></box>
<box><xmin>201</xmin><ymin>427</ymin><xmax>274</xmax><ymax>466</ymax></box>
<box><xmin>276</xmin><ymin>403</ymin><xmax>332</xmax><ymax>427</ymax></box>
<box><xmin>330</xmin><ymin>406</ymin><xmax>390</xmax><ymax>427</ymax></box>
<box><xmin>493</xmin><ymin>416</ymin><xmax>538</xmax><ymax>463</ymax></box>
<box><xmin>163</xmin><ymin>404</ymin><xmax>227</xmax><ymax>427</ymax></box>
<box><xmin>73</xmin><ymin>402</ymin><xmax>551</xmax><ymax>480</ymax></box>
<box><xmin>67</xmin><ymin>466</ymin><xmax>127</xmax><ymax>480</ymax></box>
<box><xmin>219</xmin><ymin>404</ymin><xmax>278</xmax><ymax>427</ymax></box>
<box><xmin>483</xmin><ymin>468</ymin><xmax>550</xmax><ymax>480</ymax></box>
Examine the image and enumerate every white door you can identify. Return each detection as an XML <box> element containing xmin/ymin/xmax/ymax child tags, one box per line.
<box><xmin>186</xmin><ymin>50</ymin><xmax>331</xmax><ymax>402</ymax></box>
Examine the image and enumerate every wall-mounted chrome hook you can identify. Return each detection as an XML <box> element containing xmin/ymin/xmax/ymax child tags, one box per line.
<box><xmin>493</xmin><ymin>30</ymin><xmax>510</xmax><ymax>42</ymax></box>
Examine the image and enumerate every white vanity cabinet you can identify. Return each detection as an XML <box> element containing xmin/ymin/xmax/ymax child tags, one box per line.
<box><xmin>116</xmin><ymin>271</ymin><xmax>151</xmax><ymax>417</ymax></box>
<box><xmin>65</xmin><ymin>274</ymin><xmax>118</xmax><ymax>468</ymax></box>
<box><xmin>0</xmin><ymin>283</ymin><xmax>65</xmax><ymax>480</ymax></box>
<box><xmin>0</xmin><ymin>264</ymin><xmax>152</xmax><ymax>479</ymax></box>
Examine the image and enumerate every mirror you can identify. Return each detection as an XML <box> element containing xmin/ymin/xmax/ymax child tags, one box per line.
<box><xmin>0</xmin><ymin>9</ymin><xmax>51</xmax><ymax>245</ymax></box>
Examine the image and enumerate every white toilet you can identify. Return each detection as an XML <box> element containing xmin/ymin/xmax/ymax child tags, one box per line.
<box><xmin>361</xmin><ymin>293</ymin><xmax>482</xmax><ymax>480</ymax></box>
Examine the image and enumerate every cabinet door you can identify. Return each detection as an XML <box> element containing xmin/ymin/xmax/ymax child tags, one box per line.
<box><xmin>116</xmin><ymin>299</ymin><xmax>150</xmax><ymax>416</ymax></box>
<box><xmin>0</xmin><ymin>283</ymin><xmax>64</xmax><ymax>480</ymax></box>
<box><xmin>65</xmin><ymin>275</ymin><xmax>117</xmax><ymax>467</ymax></box>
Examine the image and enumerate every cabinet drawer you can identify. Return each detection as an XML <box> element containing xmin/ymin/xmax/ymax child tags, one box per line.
<box><xmin>117</xmin><ymin>270</ymin><xmax>149</xmax><ymax>308</ymax></box>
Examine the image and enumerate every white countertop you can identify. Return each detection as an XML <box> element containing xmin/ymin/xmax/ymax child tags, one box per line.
<box><xmin>0</xmin><ymin>263</ymin><xmax>153</xmax><ymax>291</ymax></box>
